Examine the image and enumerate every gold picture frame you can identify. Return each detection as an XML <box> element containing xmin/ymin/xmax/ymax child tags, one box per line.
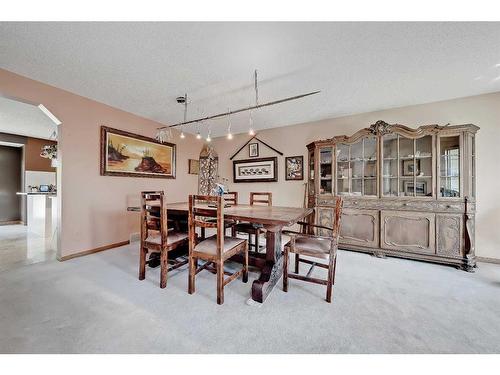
<box><xmin>100</xmin><ymin>126</ymin><xmax>176</xmax><ymax>178</ymax></box>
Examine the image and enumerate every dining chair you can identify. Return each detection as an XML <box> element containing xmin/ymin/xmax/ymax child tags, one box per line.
<box><xmin>200</xmin><ymin>191</ymin><xmax>239</xmax><ymax>239</ymax></box>
<box><xmin>233</xmin><ymin>192</ymin><xmax>272</xmax><ymax>253</ymax></box>
<box><xmin>188</xmin><ymin>195</ymin><xmax>248</xmax><ymax>305</ymax></box>
<box><xmin>139</xmin><ymin>191</ymin><xmax>189</xmax><ymax>288</ymax></box>
<box><xmin>282</xmin><ymin>196</ymin><xmax>343</xmax><ymax>303</ymax></box>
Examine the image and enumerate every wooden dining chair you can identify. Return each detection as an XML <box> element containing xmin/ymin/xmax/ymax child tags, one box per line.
<box><xmin>139</xmin><ymin>191</ymin><xmax>189</xmax><ymax>288</ymax></box>
<box><xmin>282</xmin><ymin>197</ymin><xmax>343</xmax><ymax>303</ymax></box>
<box><xmin>200</xmin><ymin>191</ymin><xmax>239</xmax><ymax>239</ymax></box>
<box><xmin>188</xmin><ymin>195</ymin><xmax>249</xmax><ymax>305</ymax></box>
<box><xmin>233</xmin><ymin>192</ymin><xmax>272</xmax><ymax>253</ymax></box>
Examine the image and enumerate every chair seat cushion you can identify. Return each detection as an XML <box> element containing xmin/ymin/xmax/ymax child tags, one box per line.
<box><xmin>145</xmin><ymin>231</ymin><xmax>188</xmax><ymax>245</ymax></box>
<box><xmin>234</xmin><ymin>222</ymin><xmax>264</xmax><ymax>232</ymax></box>
<box><xmin>194</xmin><ymin>235</ymin><xmax>246</xmax><ymax>255</ymax></box>
<box><xmin>285</xmin><ymin>235</ymin><xmax>331</xmax><ymax>259</ymax></box>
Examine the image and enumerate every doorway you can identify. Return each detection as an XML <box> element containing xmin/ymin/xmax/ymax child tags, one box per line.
<box><xmin>0</xmin><ymin>95</ymin><xmax>62</xmax><ymax>271</ymax></box>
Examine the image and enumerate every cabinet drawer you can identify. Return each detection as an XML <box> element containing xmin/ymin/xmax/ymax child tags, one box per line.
<box><xmin>380</xmin><ymin>210</ymin><xmax>435</xmax><ymax>254</ymax></box>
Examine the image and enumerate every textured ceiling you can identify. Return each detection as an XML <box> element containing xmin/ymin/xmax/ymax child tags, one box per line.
<box><xmin>1</xmin><ymin>22</ymin><xmax>500</xmax><ymax>137</ymax></box>
<box><xmin>0</xmin><ymin>97</ymin><xmax>58</xmax><ymax>140</ymax></box>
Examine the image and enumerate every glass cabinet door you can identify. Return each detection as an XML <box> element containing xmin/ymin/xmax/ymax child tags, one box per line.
<box><xmin>382</xmin><ymin>134</ymin><xmax>433</xmax><ymax>197</ymax></box>
<box><xmin>415</xmin><ymin>136</ymin><xmax>433</xmax><ymax>197</ymax></box>
<box><xmin>319</xmin><ymin>147</ymin><xmax>333</xmax><ymax>194</ymax></box>
<box><xmin>336</xmin><ymin>143</ymin><xmax>349</xmax><ymax>195</ymax></box>
<box><xmin>308</xmin><ymin>148</ymin><xmax>315</xmax><ymax>195</ymax></box>
<box><xmin>382</xmin><ymin>134</ymin><xmax>398</xmax><ymax>196</ymax></box>
<box><xmin>336</xmin><ymin>137</ymin><xmax>377</xmax><ymax>197</ymax></box>
<box><xmin>363</xmin><ymin>137</ymin><xmax>377</xmax><ymax>196</ymax></box>
<box><xmin>439</xmin><ymin>135</ymin><xmax>460</xmax><ymax>197</ymax></box>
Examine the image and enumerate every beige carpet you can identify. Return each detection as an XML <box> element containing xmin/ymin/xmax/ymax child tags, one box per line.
<box><xmin>0</xmin><ymin>241</ymin><xmax>499</xmax><ymax>353</ymax></box>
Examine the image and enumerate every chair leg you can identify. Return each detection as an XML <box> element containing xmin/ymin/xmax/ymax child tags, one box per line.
<box><xmin>248</xmin><ymin>233</ymin><xmax>252</xmax><ymax>250</ymax></box>
<box><xmin>326</xmin><ymin>253</ymin><xmax>335</xmax><ymax>303</ymax></box>
<box><xmin>255</xmin><ymin>229</ymin><xmax>260</xmax><ymax>253</ymax></box>
<box><xmin>139</xmin><ymin>246</ymin><xmax>147</xmax><ymax>280</ymax></box>
<box><xmin>283</xmin><ymin>247</ymin><xmax>289</xmax><ymax>292</ymax></box>
<box><xmin>295</xmin><ymin>253</ymin><xmax>300</xmax><ymax>274</ymax></box>
<box><xmin>160</xmin><ymin>249</ymin><xmax>167</xmax><ymax>289</ymax></box>
<box><xmin>217</xmin><ymin>260</ymin><xmax>224</xmax><ymax>305</ymax></box>
<box><xmin>201</xmin><ymin>227</ymin><xmax>206</xmax><ymax>240</ymax></box>
<box><xmin>332</xmin><ymin>256</ymin><xmax>338</xmax><ymax>285</ymax></box>
<box><xmin>231</xmin><ymin>225</ymin><xmax>236</xmax><ymax>237</ymax></box>
<box><xmin>188</xmin><ymin>256</ymin><xmax>196</xmax><ymax>294</ymax></box>
<box><xmin>243</xmin><ymin>243</ymin><xmax>249</xmax><ymax>283</ymax></box>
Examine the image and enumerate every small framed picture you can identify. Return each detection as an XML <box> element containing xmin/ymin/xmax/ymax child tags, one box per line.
<box><xmin>404</xmin><ymin>180</ymin><xmax>427</xmax><ymax>196</ymax></box>
<box><xmin>402</xmin><ymin>159</ymin><xmax>420</xmax><ymax>176</ymax></box>
<box><xmin>249</xmin><ymin>143</ymin><xmax>259</xmax><ymax>157</ymax></box>
<box><xmin>285</xmin><ymin>156</ymin><xmax>304</xmax><ymax>180</ymax></box>
<box><xmin>188</xmin><ymin>159</ymin><xmax>200</xmax><ymax>175</ymax></box>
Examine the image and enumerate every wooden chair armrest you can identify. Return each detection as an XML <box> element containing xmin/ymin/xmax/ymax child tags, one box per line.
<box><xmin>283</xmin><ymin>230</ymin><xmax>333</xmax><ymax>242</ymax></box>
<box><xmin>296</xmin><ymin>221</ymin><xmax>333</xmax><ymax>232</ymax></box>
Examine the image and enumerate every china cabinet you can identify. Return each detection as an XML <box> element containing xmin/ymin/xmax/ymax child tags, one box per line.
<box><xmin>306</xmin><ymin>121</ymin><xmax>479</xmax><ymax>271</ymax></box>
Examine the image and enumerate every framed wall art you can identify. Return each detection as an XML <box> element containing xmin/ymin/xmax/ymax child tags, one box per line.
<box><xmin>100</xmin><ymin>126</ymin><xmax>176</xmax><ymax>178</ymax></box>
<box><xmin>285</xmin><ymin>155</ymin><xmax>304</xmax><ymax>180</ymax></box>
<box><xmin>188</xmin><ymin>159</ymin><xmax>200</xmax><ymax>175</ymax></box>
<box><xmin>249</xmin><ymin>142</ymin><xmax>259</xmax><ymax>157</ymax></box>
<box><xmin>233</xmin><ymin>157</ymin><xmax>278</xmax><ymax>183</ymax></box>
<box><xmin>402</xmin><ymin>159</ymin><xmax>420</xmax><ymax>176</ymax></box>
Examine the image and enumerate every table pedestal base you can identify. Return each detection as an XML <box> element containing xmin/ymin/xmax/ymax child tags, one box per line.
<box><xmin>251</xmin><ymin>228</ymin><xmax>283</xmax><ymax>303</ymax></box>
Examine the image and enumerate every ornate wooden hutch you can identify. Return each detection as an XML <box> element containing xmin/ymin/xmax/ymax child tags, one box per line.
<box><xmin>306</xmin><ymin>121</ymin><xmax>478</xmax><ymax>271</ymax></box>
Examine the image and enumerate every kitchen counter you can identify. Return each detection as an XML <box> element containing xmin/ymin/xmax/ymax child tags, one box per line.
<box><xmin>17</xmin><ymin>192</ymin><xmax>58</xmax><ymax>238</ymax></box>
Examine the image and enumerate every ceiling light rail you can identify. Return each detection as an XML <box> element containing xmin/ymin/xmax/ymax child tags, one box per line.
<box><xmin>156</xmin><ymin>70</ymin><xmax>320</xmax><ymax>139</ymax></box>
<box><xmin>158</xmin><ymin>89</ymin><xmax>320</xmax><ymax>131</ymax></box>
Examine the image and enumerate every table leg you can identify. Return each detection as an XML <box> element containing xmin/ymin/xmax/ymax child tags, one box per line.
<box><xmin>251</xmin><ymin>226</ymin><xmax>283</xmax><ymax>303</ymax></box>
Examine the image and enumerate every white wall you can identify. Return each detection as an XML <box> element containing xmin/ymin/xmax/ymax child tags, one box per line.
<box><xmin>212</xmin><ymin>91</ymin><xmax>500</xmax><ymax>260</ymax></box>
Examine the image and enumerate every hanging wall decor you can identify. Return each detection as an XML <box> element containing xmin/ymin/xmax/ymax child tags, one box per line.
<box><xmin>198</xmin><ymin>144</ymin><xmax>218</xmax><ymax>194</ymax></box>
<box><xmin>100</xmin><ymin>126</ymin><xmax>176</xmax><ymax>178</ymax></box>
<box><xmin>233</xmin><ymin>157</ymin><xmax>278</xmax><ymax>183</ymax></box>
<box><xmin>285</xmin><ymin>156</ymin><xmax>304</xmax><ymax>181</ymax></box>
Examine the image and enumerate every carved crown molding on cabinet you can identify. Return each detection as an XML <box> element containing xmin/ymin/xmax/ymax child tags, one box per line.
<box><xmin>307</xmin><ymin>120</ymin><xmax>479</xmax><ymax>147</ymax></box>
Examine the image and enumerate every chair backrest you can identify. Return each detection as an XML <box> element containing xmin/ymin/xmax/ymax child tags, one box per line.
<box><xmin>141</xmin><ymin>191</ymin><xmax>168</xmax><ymax>247</ymax></box>
<box><xmin>332</xmin><ymin>196</ymin><xmax>343</xmax><ymax>240</ymax></box>
<box><xmin>188</xmin><ymin>195</ymin><xmax>225</xmax><ymax>257</ymax></box>
<box><xmin>223</xmin><ymin>191</ymin><xmax>238</xmax><ymax>205</ymax></box>
<box><xmin>250</xmin><ymin>192</ymin><xmax>272</xmax><ymax>206</ymax></box>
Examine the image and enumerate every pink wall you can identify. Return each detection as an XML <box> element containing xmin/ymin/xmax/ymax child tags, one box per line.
<box><xmin>0</xmin><ymin>68</ymin><xmax>201</xmax><ymax>258</ymax></box>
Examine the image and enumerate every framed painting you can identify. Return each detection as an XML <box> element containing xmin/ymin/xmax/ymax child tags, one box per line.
<box><xmin>233</xmin><ymin>157</ymin><xmax>278</xmax><ymax>183</ymax></box>
<box><xmin>100</xmin><ymin>126</ymin><xmax>176</xmax><ymax>178</ymax></box>
<box><xmin>402</xmin><ymin>159</ymin><xmax>420</xmax><ymax>176</ymax></box>
<box><xmin>404</xmin><ymin>180</ymin><xmax>427</xmax><ymax>196</ymax></box>
<box><xmin>249</xmin><ymin>142</ymin><xmax>259</xmax><ymax>157</ymax></box>
<box><xmin>188</xmin><ymin>159</ymin><xmax>200</xmax><ymax>175</ymax></box>
<box><xmin>285</xmin><ymin>155</ymin><xmax>304</xmax><ymax>180</ymax></box>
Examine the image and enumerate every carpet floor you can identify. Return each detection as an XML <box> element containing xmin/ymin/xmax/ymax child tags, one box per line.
<box><xmin>0</xmin><ymin>242</ymin><xmax>499</xmax><ymax>353</ymax></box>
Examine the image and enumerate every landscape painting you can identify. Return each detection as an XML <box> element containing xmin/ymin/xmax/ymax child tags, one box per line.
<box><xmin>100</xmin><ymin>126</ymin><xmax>176</xmax><ymax>178</ymax></box>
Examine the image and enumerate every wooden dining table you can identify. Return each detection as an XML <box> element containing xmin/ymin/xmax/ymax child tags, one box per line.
<box><xmin>128</xmin><ymin>202</ymin><xmax>313</xmax><ymax>303</ymax></box>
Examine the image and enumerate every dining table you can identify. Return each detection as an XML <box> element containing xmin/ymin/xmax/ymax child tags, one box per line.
<box><xmin>128</xmin><ymin>202</ymin><xmax>313</xmax><ymax>303</ymax></box>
